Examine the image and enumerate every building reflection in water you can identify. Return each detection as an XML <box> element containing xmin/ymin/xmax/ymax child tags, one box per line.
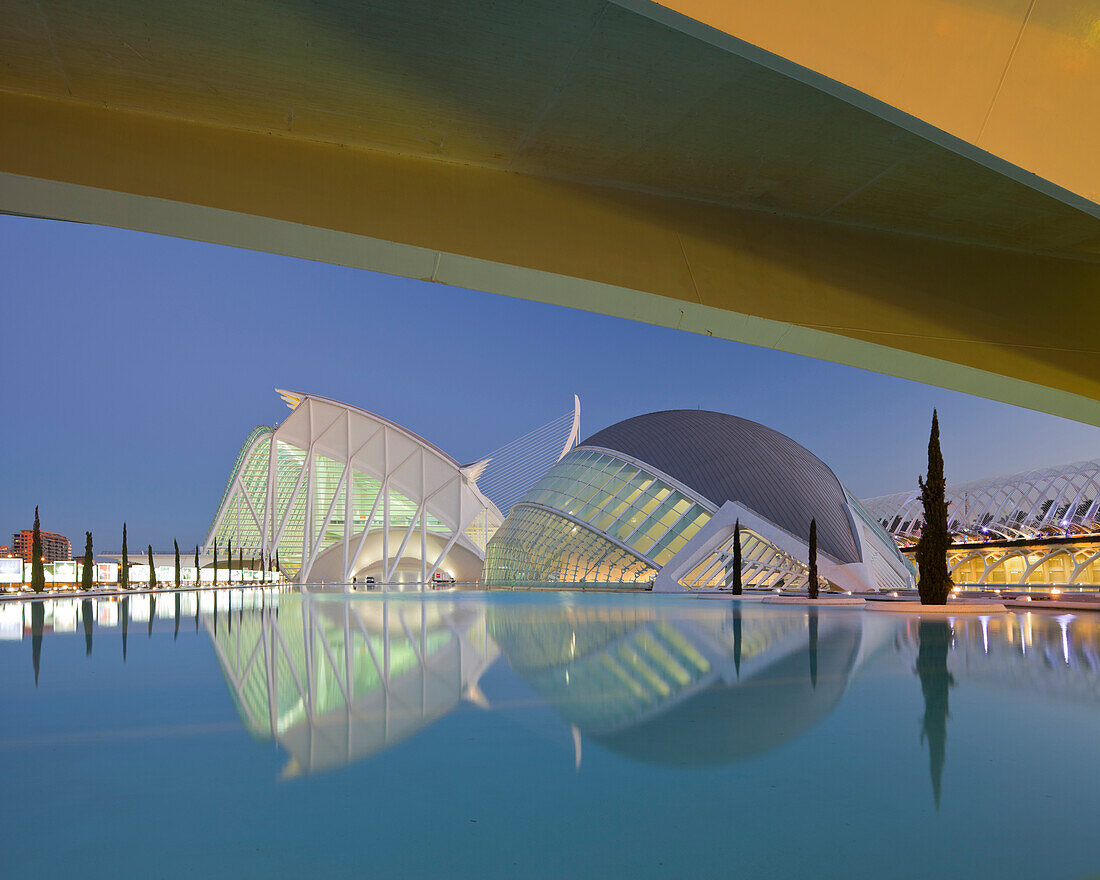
<box><xmin>487</xmin><ymin>602</ymin><xmax>874</xmax><ymax>766</ymax></box>
<box><xmin>6</xmin><ymin>593</ymin><xmax>1100</xmax><ymax>796</ymax></box>
<box><xmin>205</xmin><ymin>593</ymin><xmax>497</xmax><ymax>777</ymax></box>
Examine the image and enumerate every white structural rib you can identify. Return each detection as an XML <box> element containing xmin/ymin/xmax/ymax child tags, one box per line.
<box><xmin>864</xmin><ymin>459</ymin><xmax>1100</xmax><ymax>542</ymax></box>
<box><xmin>204</xmin><ymin>390</ymin><xmax>501</xmax><ymax>587</ymax></box>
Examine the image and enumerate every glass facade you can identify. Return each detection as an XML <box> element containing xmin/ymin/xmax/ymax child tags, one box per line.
<box><xmin>517</xmin><ymin>448</ymin><xmax>713</xmax><ymax>566</ymax></box>
<box><xmin>486</xmin><ymin>445</ymin><xmax>881</xmax><ymax>592</ymax></box>
<box><xmin>211</xmin><ymin>432</ymin><xmax>460</xmax><ymax>578</ymax></box>
<box><xmin>483</xmin><ymin>505</ymin><xmax>656</xmax><ymax>587</ymax></box>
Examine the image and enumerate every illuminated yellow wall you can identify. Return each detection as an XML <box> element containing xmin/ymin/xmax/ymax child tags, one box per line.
<box><xmin>949</xmin><ymin>543</ymin><xmax>1100</xmax><ymax>586</ymax></box>
<box><xmin>647</xmin><ymin>0</ymin><xmax>1100</xmax><ymax>204</ymax></box>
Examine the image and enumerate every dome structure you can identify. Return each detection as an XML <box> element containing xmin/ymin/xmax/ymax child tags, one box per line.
<box><xmin>584</xmin><ymin>411</ymin><xmax>860</xmax><ymax>564</ymax></box>
<box><xmin>484</xmin><ymin>409</ymin><xmax>913</xmax><ymax>593</ymax></box>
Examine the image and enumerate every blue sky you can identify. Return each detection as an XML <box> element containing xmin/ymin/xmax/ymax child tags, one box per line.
<box><xmin>2</xmin><ymin>214</ymin><xmax>1097</xmax><ymax>551</ymax></box>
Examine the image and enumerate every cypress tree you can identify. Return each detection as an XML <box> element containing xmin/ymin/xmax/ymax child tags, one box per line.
<box><xmin>147</xmin><ymin>545</ymin><xmax>156</xmax><ymax>590</ymax></box>
<box><xmin>212</xmin><ymin>539</ymin><xmax>218</xmax><ymax>587</ymax></box>
<box><xmin>239</xmin><ymin>548</ymin><xmax>243</xmax><ymax>584</ymax></box>
<box><xmin>730</xmin><ymin>520</ymin><xmax>742</xmax><ymax>595</ymax></box>
<box><xmin>916</xmin><ymin>410</ymin><xmax>953</xmax><ymax>605</ymax></box>
<box><xmin>121</xmin><ymin>523</ymin><xmax>129</xmax><ymax>590</ymax></box>
<box><xmin>81</xmin><ymin>531</ymin><xmax>94</xmax><ymax>591</ymax></box>
<box><xmin>808</xmin><ymin>518</ymin><xmax>819</xmax><ymax>599</ymax></box>
<box><xmin>174</xmin><ymin>540</ymin><xmax>181</xmax><ymax>589</ymax></box>
<box><xmin>227</xmin><ymin>538</ymin><xmax>232</xmax><ymax>585</ymax></box>
<box><xmin>194</xmin><ymin>545</ymin><xmax>200</xmax><ymax>587</ymax></box>
<box><xmin>30</xmin><ymin>506</ymin><xmax>45</xmax><ymax>593</ymax></box>
<box><xmin>276</xmin><ymin>550</ymin><xmax>281</xmax><ymax>575</ymax></box>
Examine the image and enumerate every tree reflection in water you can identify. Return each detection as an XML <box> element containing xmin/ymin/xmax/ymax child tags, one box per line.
<box><xmin>808</xmin><ymin>609</ymin><xmax>819</xmax><ymax>690</ymax></box>
<box><xmin>121</xmin><ymin>596</ymin><xmax>129</xmax><ymax>662</ymax></box>
<box><xmin>31</xmin><ymin>600</ymin><xmax>44</xmax><ymax>686</ymax></box>
<box><xmin>916</xmin><ymin>620</ymin><xmax>953</xmax><ymax>810</ymax></box>
<box><xmin>731</xmin><ymin>605</ymin><xmax>742</xmax><ymax>679</ymax></box>
<box><xmin>17</xmin><ymin>593</ymin><xmax>1100</xmax><ymax>794</ymax></box>
<box><xmin>82</xmin><ymin>598</ymin><xmax>93</xmax><ymax>656</ymax></box>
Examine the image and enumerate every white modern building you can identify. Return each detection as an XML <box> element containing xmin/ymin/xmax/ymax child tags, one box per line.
<box><xmin>863</xmin><ymin>460</ymin><xmax>1100</xmax><ymax>588</ymax></box>
<box><xmin>484</xmin><ymin>410</ymin><xmax>914</xmax><ymax>593</ymax></box>
<box><xmin>204</xmin><ymin>390</ymin><xmax>579</xmax><ymax>585</ymax></box>
<box><xmin>863</xmin><ymin>460</ymin><xmax>1100</xmax><ymax>542</ymax></box>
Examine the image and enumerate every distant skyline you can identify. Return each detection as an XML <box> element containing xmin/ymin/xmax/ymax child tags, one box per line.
<box><xmin>2</xmin><ymin>214</ymin><xmax>1097</xmax><ymax>551</ymax></box>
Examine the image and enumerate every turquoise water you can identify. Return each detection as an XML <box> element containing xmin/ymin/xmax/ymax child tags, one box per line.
<box><xmin>2</xmin><ymin>589</ymin><xmax>1098</xmax><ymax>879</ymax></box>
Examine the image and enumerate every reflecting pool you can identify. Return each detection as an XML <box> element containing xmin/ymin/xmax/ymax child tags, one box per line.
<box><xmin>2</xmin><ymin>589</ymin><xmax>1099</xmax><ymax>879</ymax></box>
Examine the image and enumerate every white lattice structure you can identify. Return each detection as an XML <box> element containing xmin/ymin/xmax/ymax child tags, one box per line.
<box><xmin>475</xmin><ymin>396</ymin><xmax>581</xmax><ymax>517</ymax></box>
<box><xmin>204</xmin><ymin>390</ymin><xmax>502</xmax><ymax>585</ymax></box>
<box><xmin>864</xmin><ymin>460</ymin><xmax>1100</xmax><ymax>543</ymax></box>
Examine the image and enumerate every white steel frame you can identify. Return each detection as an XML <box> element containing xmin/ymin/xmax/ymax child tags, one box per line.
<box><xmin>204</xmin><ymin>391</ymin><xmax>502</xmax><ymax>585</ymax></box>
<box><xmin>864</xmin><ymin>459</ymin><xmax>1100</xmax><ymax>541</ymax></box>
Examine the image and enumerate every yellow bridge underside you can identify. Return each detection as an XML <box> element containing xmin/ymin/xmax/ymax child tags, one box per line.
<box><xmin>1</xmin><ymin>0</ymin><xmax>1098</xmax><ymax>422</ymax></box>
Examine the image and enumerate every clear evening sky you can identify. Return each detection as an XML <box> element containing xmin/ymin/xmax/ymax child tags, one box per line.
<box><xmin>2</xmin><ymin>215</ymin><xmax>1097</xmax><ymax>552</ymax></box>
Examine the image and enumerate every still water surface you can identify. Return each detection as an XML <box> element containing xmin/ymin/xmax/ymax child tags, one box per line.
<box><xmin>1</xmin><ymin>589</ymin><xmax>1098</xmax><ymax>879</ymax></box>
